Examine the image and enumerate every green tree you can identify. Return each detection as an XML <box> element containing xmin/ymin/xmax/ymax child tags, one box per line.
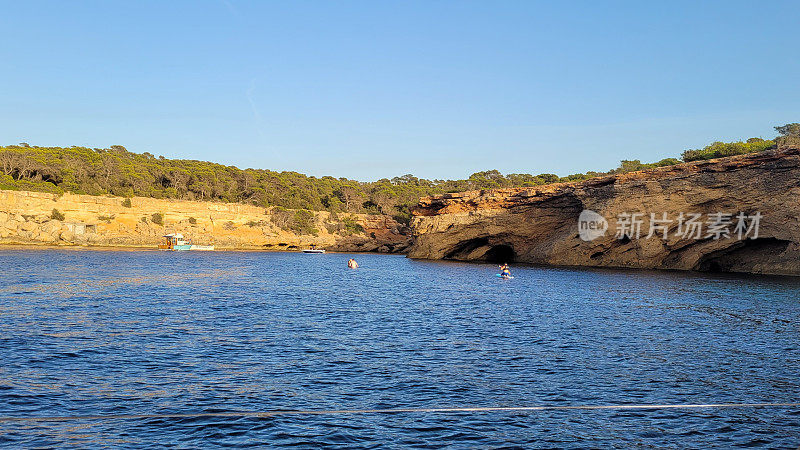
<box><xmin>775</xmin><ymin>123</ymin><xmax>800</xmax><ymax>150</ymax></box>
<box><xmin>775</xmin><ymin>123</ymin><xmax>800</xmax><ymax>137</ymax></box>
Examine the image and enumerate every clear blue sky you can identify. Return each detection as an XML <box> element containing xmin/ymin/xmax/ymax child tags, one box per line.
<box><xmin>2</xmin><ymin>1</ymin><xmax>798</xmax><ymax>180</ymax></box>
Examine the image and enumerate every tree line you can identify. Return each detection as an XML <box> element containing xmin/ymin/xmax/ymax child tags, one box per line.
<box><xmin>1</xmin><ymin>123</ymin><xmax>796</xmax><ymax>222</ymax></box>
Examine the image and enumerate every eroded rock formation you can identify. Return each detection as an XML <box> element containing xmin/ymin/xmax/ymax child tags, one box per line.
<box><xmin>408</xmin><ymin>149</ymin><xmax>800</xmax><ymax>275</ymax></box>
<box><xmin>326</xmin><ymin>215</ymin><xmax>412</xmax><ymax>253</ymax></box>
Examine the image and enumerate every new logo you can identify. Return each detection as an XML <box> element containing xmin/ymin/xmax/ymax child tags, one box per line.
<box><xmin>578</xmin><ymin>209</ymin><xmax>608</xmax><ymax>241</ymax></box>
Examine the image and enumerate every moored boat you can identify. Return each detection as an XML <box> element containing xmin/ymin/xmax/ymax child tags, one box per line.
<box><xmin>158</xmin><ymin>233</ymin><xmax>215</xmax><ymax>251</ymax></box>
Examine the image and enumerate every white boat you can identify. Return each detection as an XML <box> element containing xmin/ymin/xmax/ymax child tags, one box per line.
<box><xmin>302</xmin><ymin>248</ymin><xmax>326</xmax><ymax>254</ymax></box>
<box><xmin>159</xmin><ymin>233</ymin><xmax>215</xmax><ymax>251</ymax></box>
<box><xmin>187</xmin><ymin>244</ymin><xmax>215</xmax><ymax>251</ymax></box>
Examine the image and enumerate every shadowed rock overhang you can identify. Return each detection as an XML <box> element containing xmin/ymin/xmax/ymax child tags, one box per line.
<box><xmin>407</xmin><ymin>148</ymin><xmax>800</xmax><ymax>276</ymax></box>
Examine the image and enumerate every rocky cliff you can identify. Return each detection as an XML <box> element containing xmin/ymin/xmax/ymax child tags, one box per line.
<box><xmin>0</xmin><ymin>190</ymin><xmax>411</xmax><ymax>252</ymax></box>
<box><xmin>408</xmin><ymin>148</ymin><xmax>800</xmax><ymax>276</ymax></box>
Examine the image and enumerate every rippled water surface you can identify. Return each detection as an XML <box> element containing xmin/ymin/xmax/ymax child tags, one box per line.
<box><xmin>1</xmin><ymin>249</ymin><xmax>799</xmax><ymax>448</ymax></box>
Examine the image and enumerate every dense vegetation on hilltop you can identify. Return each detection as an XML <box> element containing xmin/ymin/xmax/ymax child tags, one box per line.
<box><xmin>680</xmin><ymin>138</ymin><xmax>776</xmax><ymax>162</ymax></box>
<box><xmin>1</xmin><ymin>123</ymin><xmax>796</xmax><ymax>221</ymax></box>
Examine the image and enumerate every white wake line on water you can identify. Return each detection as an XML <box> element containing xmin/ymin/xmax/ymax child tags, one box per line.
<box><xmin>0</xmin><ymin>402</ymin><xmax>798</xmax><ymax>423</ymax></box>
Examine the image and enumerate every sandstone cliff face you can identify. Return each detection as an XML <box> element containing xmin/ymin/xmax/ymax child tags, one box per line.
<box><xmin>327</xmin><ymin>215</ymin><xmax>412</xmax><ymax>253</ymax></box>
<box><xmin>0</xmin><ymin>190</ymin><xmax>410</xmax><ymax>252</ymax></box>
<box><xmin>408</xmin><ymin>149</ymin><xmax>800</xmax><ymax>276</ymax></box>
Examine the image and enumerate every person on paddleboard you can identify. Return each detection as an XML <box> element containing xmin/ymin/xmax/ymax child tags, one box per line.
<box><xmin>499</xmin><ymin>263</ymin><xmax>511</xmax><ymax>278</ymax></box>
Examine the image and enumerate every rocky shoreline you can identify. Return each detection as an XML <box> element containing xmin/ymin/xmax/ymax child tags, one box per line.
<box><xmin>407</xmin><ymin>148</ymin><xmax>800</xmax><ymax>276</ymax></box>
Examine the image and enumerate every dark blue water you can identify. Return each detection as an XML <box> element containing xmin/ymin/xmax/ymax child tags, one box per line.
<box><xmin>0</xmin><ymin>249</ymin><xmax>798</xmax><ymax>448</ymax></box>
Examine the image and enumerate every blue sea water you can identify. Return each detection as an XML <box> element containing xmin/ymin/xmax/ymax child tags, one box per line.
<box><xmin>0</xmin><ymin>249</ymin><xmax>798</xmax><ymax>448</ymax></box>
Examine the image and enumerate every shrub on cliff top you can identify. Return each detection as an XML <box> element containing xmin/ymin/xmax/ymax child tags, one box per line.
<box><xmin>341</xmin><ymin>215</ymin><xmax>364</xmax><ymax>235</ymax></box>
<box><xmin>151</xmin><ymin>213</ymin><xmax>163</xmax><ymax>226</ymax></box>
<box><xmin>50</xmin><ymin>209</ymin><xmax>65</xmax><ymax>221</ymax></box>
<box><xmin>611</xmin><ymin>158</ymin><xmax>682</xmax><ymax>174</ymax></box>
<box><xmin>682</xmin><ymin>139</ymin><xmax>776</xmax><ymax>162</ymax></box>
<box><xmin>775</xmin><ymin>123</ymin><xmax>800</xmax><ymax>137</ymax></box>
<box><xmin>775</xmin><ymin>123</ymin><xmax>800</xmax><ymax>150</ymax></box>
<box><xmin>324</xmin><ymin>222</ymin><xmax>341</xmax><ymax>234</ymax></box>
<box><xmin>392</xmin><ymin>212</ymin><xmax>411</xmax><ymax>224</ymax></box>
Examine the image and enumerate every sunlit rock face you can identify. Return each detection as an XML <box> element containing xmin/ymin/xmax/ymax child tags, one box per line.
<box><xmin>408</xmin><ymin>148</ymin><xmax>800</xmax><ymax>276</ymax></box>
<box><xmin>0</xmin><ymin>190</ymin><xmax>409</xmax><ymax>252</ymax></box>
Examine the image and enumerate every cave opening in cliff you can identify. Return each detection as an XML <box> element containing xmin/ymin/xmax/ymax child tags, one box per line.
<box><xmin>694</xmin><ymin>238</ymin><xmax>791</xmax><ymax>273</ymax></box>
<box><xmin>484</xmin><ymin>245</ymin><xmax>516</xmax><ymax>263</ymax></box>
<box><xmin>443</xmin><ymin>238</ymin><xmax>516</xmax><ymax>263</ymax></box>
<box><xmin>444</xmin><ymin>237</ymin><xmax>489</xmax><ymax>260</ymax></box>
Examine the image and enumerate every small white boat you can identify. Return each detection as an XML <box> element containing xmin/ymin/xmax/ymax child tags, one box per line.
<box><xmin>159</xmin><ymin>233</ymin><xmax>215</xmax><ymax>251</ymax></box>
<box><xmin>302</xmin><ymin>248</ymin><xmax>326</xmax><ymax>254</ymax></box>
<box><xmin>187</xmin><ymin>244</ymin><xmax>215</xmax><ymax>251</ymax></box>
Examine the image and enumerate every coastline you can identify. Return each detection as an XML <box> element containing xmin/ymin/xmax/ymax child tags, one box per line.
<box><xmin>408</xmin><ymin>149</ymin><xmax>800</xmax><ymax>276</ymax></box>
<box><xmin>0</xmin><ymin>241</ymin><xmax>406</xmax><ymax>254</ymax></box>
<box><xmin>0</xmin><ymin>189</ymin><xmax>411</xmax><ymax>254</ymax></box>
